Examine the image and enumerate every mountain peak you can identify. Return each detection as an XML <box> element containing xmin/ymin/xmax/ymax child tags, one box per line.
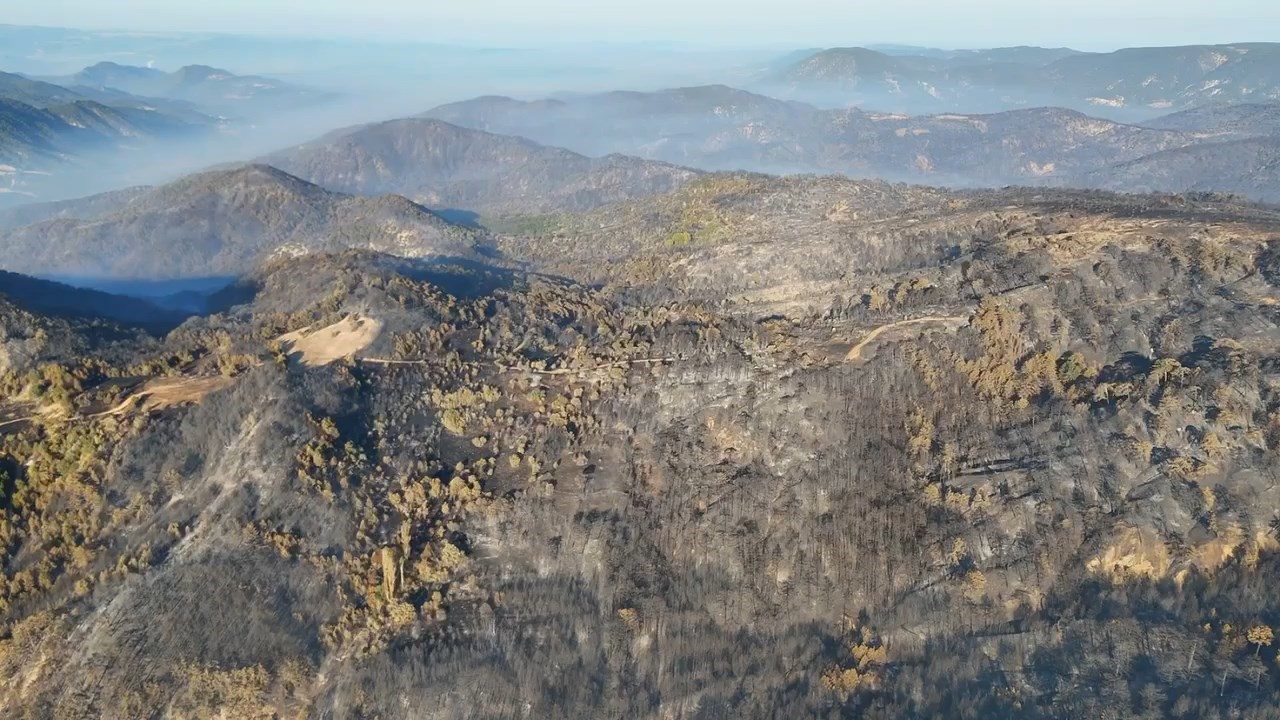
<box><xmin>0</xmin><ymin>162</ymin><xmax>478</xmax><ymax>279</ymax></box>
<box><xmin>157</xmin><ymin>163</ymin><xmax>330</xmax><ymax>200</ymax></box>
<box><xmin>172</xmin><ymin>64</ymin><xmax>236</xmax><ymax>84</ymax></box>
<box><xmin>75</xmin><ymin>61</ymin><xmax>166</xmax><ymax>84</ymax></box>
<box><xmin>263</xmin><ymin>119</ymin><xmax>698</xmax><ymax>215</ymax></box>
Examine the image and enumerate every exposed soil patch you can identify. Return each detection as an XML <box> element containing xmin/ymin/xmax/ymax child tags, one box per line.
<box><xmin>99</xmin><ymin>376</ymin><xmax>236</xmax><ymax>416</ymax></box>
<box><xmin>845</xmin><ymin>315</ymin><xmax>969</xmax><ymax>361</ymax></box>
<box><xmin>279</xmin><ymin>314</ymin><xmax>383</xmax><ymax>367</ymax></box>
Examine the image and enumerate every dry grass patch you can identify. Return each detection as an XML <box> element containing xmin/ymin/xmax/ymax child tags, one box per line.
<box><xmin>279</xmin><ymin>314</ymin><xmax>383</xmax><ymax>367</ymax></box>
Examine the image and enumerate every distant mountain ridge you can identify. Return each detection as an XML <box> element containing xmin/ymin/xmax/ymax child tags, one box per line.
<box><xmin>0</xmin><ymin>68</ymin><xmax>223</xmax><ymax>205</ymax></box>
<box><xmin>44</xmin><ymin>61</ymin><xmax>332</xmax><ymax>117</ymax></box>
<box><xmin>1140</xmin><ymin>102</ymin><xmax>1280</xmax><ymax>138</ymax></box>
<box><xmin>0</xmin><ymin>70</ymin><xmax>92</xmax><ymax>107</ymax></box>
<box><xmin>425</xmin><ymin>87</ymin><xmax>1280</xmax><ymax>202</ymax></box>
<box><xmin>763</xmin><ymin>42</ymin><xmax>1280</xmax><ymax>119</ymax></box>
<box><xmin>425</xmin><ymin>85</ymin><xmax>816</xmax><ymax>160</ymax></box>
<box><xmin>0</xmin><ymin>96</ymin><xmax>206</xmax><ymax>168</ymax></box>
<box><xmin>426</xmin><ymin>89</ymin><xmax>1196</xmax><ymax>181</ymax></box>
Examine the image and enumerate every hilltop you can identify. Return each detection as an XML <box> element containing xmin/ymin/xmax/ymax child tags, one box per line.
<box><xmin>0</xmin><ymin>164</ymin><xmax>482</xmax><ymax>278</ymax></box>
<box><xmin>264</xmin><ymin>118</ymin><xmax>700</xmax><ymax>216</ymax></box>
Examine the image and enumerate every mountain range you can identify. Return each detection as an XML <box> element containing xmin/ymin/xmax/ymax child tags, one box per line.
<box><xmin>0</xmin><ymin>96</ymin><xmax>213</xmax><ymax>205</ymax></box>
<box><xmin>6</xmin><ymin>35</ymin><xmax>1280</xmax><ymax>719</ymax></box>
<box><xmin>0</xmin><ymin>61</ymin><xmax>333</xmax><ymax>206</ymax></box>
<box><xmin>762</xmin><ymin>42</ymin><xmax>1280</xmax><ymax>119</ymax></box>
<box><xmin>426</xmin><ymin>87</ymin><xmax>1280</xmax><ymax>201</ymax></box>
<box><xmin>1068</xmin><ymin>136</ymin><xmax>1280</xmax><ymax>202</ymax></box>
<box><xmin>1140</xmin><ymin>101</ymin><xmax>1280</xmax><ymax>137</ymax></box>
<box><xmin>0</xmin><ymin>122</ymin><xmax>705</xmax><ymax>281</ymax></box>
<box><xmin>41</xmin><ymin>61</ymin><xmax>332</xmax><ymax>118</ymax></box>
<box><xmin>6</xmin><ymin>101</ymin><xmax>1275</xmax><ymax>287</ymax></box>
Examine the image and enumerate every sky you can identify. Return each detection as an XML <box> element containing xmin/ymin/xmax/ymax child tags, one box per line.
<box><xmin>5</xmin><ymin>0</ymin><xmax>1279</xmax><ymax>49</ymax></box>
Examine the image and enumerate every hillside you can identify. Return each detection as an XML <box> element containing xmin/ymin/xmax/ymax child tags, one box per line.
<box><xmin>0</xmin><ymin>164</ymin><xmax>482</xmax><ymax>278</ymax></box>
<box><xmin>0</xmin><ymin>271</ymin><xmax>171</xmax><ymax>374</ymax></box>
<box><xmin>1068</xmin><ymin>137</ymin><xmax>1280</xmax><ymax>203</ymax></box>
<box><xmin>494</xmin><ymin>173</ymin><xmax>1280</xmax><ymax>313</ymax></box>
<box><xmin>1042</xmin><ymin>43</ymin><xmax>1280</xmax><ymax>111</ymax></box>
<box><xmin>7</xmin><ymin>27</ymin><xmax>1280</xmax><ymax>719</ymax></box>
<box><xmin>0</xmin><ymin>270</ymin><xmax>188</xmax><ymax>329</ymax></box>
<box><xmin>0</xmin><ymin>69</ymin><xmax>207</xmax><ymax>120</ymax></box>
<box><xmin>1142</xmin><ymin>102</ymin><xmax>1280</xmax><ymax>138</ymax></box>
<box><xmin>3</xmin><ymin>180</ymin><xmax>1280</xmax><ymax>716</ymax></box>
<box><xmin>264</xmin><ymin>118</ymin><xmax>700</xmax><ymax>216</ymax></box>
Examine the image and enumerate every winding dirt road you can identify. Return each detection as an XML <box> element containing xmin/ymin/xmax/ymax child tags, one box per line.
<box><xmin>845</xmin><ymin>316</ymin><xmax>969</xmax><ymax>361</ymax></box>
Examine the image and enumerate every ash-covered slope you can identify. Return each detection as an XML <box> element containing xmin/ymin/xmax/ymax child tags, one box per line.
<box><xmin>4</xmin><ymin>183</ymin><xmax>1280</xmax><ymax>717</ymax></box>
<box><xmin>0</xmin><ymin>164</ymin><xmax>482</xmax><ymax>278</ymax></box>
<box><xmin>263</xmin><ymin>118</ymin><xmax>700</xmax><ymax>216</ymax></box>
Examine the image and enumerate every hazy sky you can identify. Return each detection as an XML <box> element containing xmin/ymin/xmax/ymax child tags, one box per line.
<box><xmin>7</xmin><ymin>0</ymin><xmax>1278</xmax><ymax>48</ymax></box>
